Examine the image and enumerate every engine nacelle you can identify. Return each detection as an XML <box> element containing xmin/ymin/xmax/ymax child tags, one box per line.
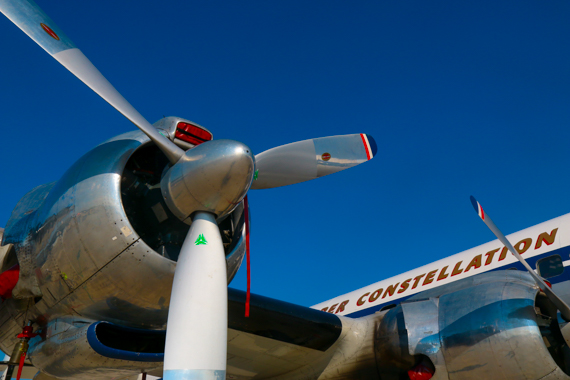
<box><xmin>375</xmin><ymin>271</ymin><xmax>570</xmax><ymax>380</ymax></box>
<box><xmin>0</xmin><ymin>122</ymin><xmax>248</xmax><ymax>358</ymax></box>
<box><xmin>27</xmin><ymin>318</ymin><xmax>164</xmax><ymax>379</ymax></box>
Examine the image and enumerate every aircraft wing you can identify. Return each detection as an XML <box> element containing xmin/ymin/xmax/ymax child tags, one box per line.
<box><xmin>23</xmin><ymin>288</ymin><xmax>354</xmax><ymax>380</ymax></box>
<box><xmin>225</xmin><ymin>289</ymin><xmax>343</xmax><ymax>379</ymax></box>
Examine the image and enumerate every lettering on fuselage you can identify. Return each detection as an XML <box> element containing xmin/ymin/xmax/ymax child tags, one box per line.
<box><xmin>320</xmin><ymin>228</ymin><xmax>558</xmax><ymax>314</ymax></box>
<box><xmin>323</xmin><ymin>299</ymin><xmax>349</xmax><ymax>314</ymax></box>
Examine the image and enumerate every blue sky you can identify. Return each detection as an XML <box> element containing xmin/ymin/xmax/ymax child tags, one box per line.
<box><xmin>1</xmin><ymin>1</ymin><xmax>570</xmax><ymax>307</ymax></box>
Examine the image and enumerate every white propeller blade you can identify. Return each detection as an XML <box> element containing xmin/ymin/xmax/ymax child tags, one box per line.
<box><xmin>0</xmin><ymin>0</ymin><xmax>184</xmax><ymax>164</ymax></box>
<box><xmin>470</xmin><ymin>196</ymin><xmax>570</xmax><ymax>321</ymax></box>
<box><xmin>163</xmin><ymin>212</ymin><xmax>227</xmax><ymax>380</ymax></box>
<box><xmin>251</xmin><ymin>133</ymin><xmax>376</xmax><ymax>189</ymax></box>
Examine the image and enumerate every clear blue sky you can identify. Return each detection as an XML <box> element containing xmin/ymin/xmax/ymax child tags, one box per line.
<box><xmin>1</xmin><ymin>1</ymin><xmax>570</xmax><ymax>307</ymax></box>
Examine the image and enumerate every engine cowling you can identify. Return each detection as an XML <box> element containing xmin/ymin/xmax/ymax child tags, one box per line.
<box><xmin>375</xmin><ymin>270</ymin><xmax>570</xmax><ymax>380</ymax></box>
<box><xmin>0</xmin><ymin>124</ymin><xmax>248</xmax><ymax>338</ymax></box>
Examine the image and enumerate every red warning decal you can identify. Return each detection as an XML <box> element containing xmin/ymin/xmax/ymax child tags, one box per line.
<box><xmin>321</xmin><ymin>153</ymin><xmax>331</xmax><ymax>161</ymax></box>
<box><xmin>40</xmin><ymin>23</ymin><xmax>60</xmax><ymax>41</ymax></box>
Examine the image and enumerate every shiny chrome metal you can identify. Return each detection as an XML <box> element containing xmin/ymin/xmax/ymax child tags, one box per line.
<box><xmin>27</xmin><ymin>318</ymin><xmax>161</xmax><ymax>380</ymax></box>
<box><xmin>470</xmin><ymin>196</ymin><xmax>570</xmax><ymax>321</ymax></box>
<box><xmin>0</xmin><ymin>228</ymin><xmax>15</xmax><ymax>272</ymax></box>
<box><xmin>375</xmin><ymin>271</ymin><xmax>570</xmax><ymax>380</ymax></box>
<box><xmin>401</xmin><ymin>298</ymin><xmax>448</xmax><ymax>379</ymax></box>
<box><xmin>226</xmin><ymin>202</ymin><xmax>246</xmax><ymax>283</ymax></box>
<box><xmin>438</xmin><ymin>274</ymin><xmax>556</xmax><ymax>380</ymax></box>
<box><xmin>161</xmin><ymin>140</ymin><xmax>255</xmax><ymax>223</ymax></box>
<box><xmin>374</xmin><ymin>305</ymin><xmax>416</xmax><ymax>378</ymax></box>
<box><xmin>259</xmin><ymin>314</ymin><xmax>380</xmax><ymax>380</ymax></box>
<box><xmin>251</xmin><ymin>134</ymin><xmax>373</xmax><ymax>189</ymax></box>
<box><xmin>0</xmin><ymin>129</ymin><xmax>248</xmax><ymax>364</ymax></box>
<box><xmin>153</xmin><ymin>117</ymin><xmax>213</xmax><ymax>151</ymax></box>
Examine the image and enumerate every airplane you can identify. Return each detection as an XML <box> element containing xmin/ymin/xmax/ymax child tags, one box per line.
<box><xmin>2</xmin><ymin>1</ymin><xmax>570</xmax><ymax>380</ymax></box>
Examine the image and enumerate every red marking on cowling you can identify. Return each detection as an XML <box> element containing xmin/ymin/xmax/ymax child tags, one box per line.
<box><xmin>322</xmin><ymin>153</ymin><xmax>331</xmax><ymax>161</ymax></box>
<box><xmin>40</xmin><ymin>23</ymin><xmax>60</xmax><ymax>41</ymax></box>
<box><xmin>0</xmin><ymin>264</ymin><xmax>20</xmax><ymax>300</ymax></box>
<box><xmin>408</xmin><ymin>363</ymin><xmax>434</xmax><ymax>380</ymax></box>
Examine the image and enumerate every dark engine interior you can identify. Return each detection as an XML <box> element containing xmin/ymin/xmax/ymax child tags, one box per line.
<box><xmin>120</xmin><ymin>143</ymin><xmax>240</xmax><ymax>262</ymax></box>
<box><xmin>96</xmin><ymin>322</ymin><xmax>165</xmax><ymax>354</ymax></box>
<box><xmin>535</xmin><ymin>292</ymin><xmax>570</xmax><ymax>374</ymax></box>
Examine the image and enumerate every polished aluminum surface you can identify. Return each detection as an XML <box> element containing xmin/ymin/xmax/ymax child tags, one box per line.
<box><xmin>251</xmin><ymin>134</ymin><xmax>371</xmax><ymax>189</ymax></box>
<box><xmin>401</xmin><ymin>298</ymin><xmax>448</xmax><ymax>380</ymax></box>
<box><xmin>375</xmin><ymin>271</ymin><xmax>570</xmax><ymax>380</ymax></box>
<box><xmin>0</xmin><ymin>243</ymin><xmax>14</xmax><ymax>273</ymax></box>
<box><xmin>161</xmin><ymin>139</ymin><xmax>255</xmax><ymax>223</ymax></box>
<box><xmin>0</xmin><ymin>130</ymin><xmax>248</xmax><ymax>367</ymax></box>
<box><xmin>4</xmin><ymin>181</ymin><xmax>56</xmax><ymax>299</ymax></box>
<box><xmin>471</xmin><ymin>196</ymin><xmax>570</xmax><ymax>321</ymax></box>
<box><xmin>226</xmin><ymin>202</ymin><xmax>246</xmax><ymax>283</ymax></box>
<box><xmin>153</xmin><ymin>117</ymin><xmax>213</xmax><ymax>151</ymax></box>
<box><xmin>0</xmin><ymin>228</ymin><xmax>14</xmax><ymax>272</ymax></box>
<box><xmin>27</xmin><ymin>318</ymin><xmax>161</xmax><ymax>380</ymax></box>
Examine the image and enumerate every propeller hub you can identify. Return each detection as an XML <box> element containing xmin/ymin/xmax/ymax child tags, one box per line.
<box><xmin>161</xmin><ymin>139</ymin><xmax>254</xmax><ymax>223</ymax></box>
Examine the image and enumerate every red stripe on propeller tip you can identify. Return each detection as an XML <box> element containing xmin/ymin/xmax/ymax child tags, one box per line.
<box><xmin>244</xmin><ymin>196</ymin><xmax>251</xmax><ymax>317</ymax></box>
<box><xmin>470</xmin><ymin>196</ymin><xmax>485</xmax><ymax>220</ymax></box>
<box><xmin>360</xmin><ymin>134</ymin><xmax>372</xmax><ymax>160</ymax></box>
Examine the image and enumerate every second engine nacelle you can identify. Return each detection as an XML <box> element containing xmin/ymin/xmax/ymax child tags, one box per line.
<box><xmin>375</xmin><ymin>271</ymin><xmax>570</xmax><ymax>380</ymax></box>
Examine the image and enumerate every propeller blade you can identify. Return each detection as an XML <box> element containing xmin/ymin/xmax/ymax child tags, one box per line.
<box><xmin>251</xmin><ymin>133</ymin><xmax>377</xmax><ymax>189</ymax></box>
<box><xmin>0</xmin><ymin>0</ymin><xmax>184</xmax><ymax>164</ymax></box>
<box><xmin>470</xmin><ymin>196</ymin><xmax>570</xmax><ymax>321</ymax></box>
<box><xmin>163</xmin><ymin>212</ymin><xmax>227</xmax><ymax>380</ymax></box>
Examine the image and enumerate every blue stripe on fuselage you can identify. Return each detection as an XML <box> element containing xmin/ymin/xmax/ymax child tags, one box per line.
<box><xmin>345</xmin><ymin>245</ymin><xmax>570</xmax><ymax>318</ymax></box>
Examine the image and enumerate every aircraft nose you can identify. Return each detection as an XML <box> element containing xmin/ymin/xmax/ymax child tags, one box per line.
<box><xmin>160</xmin><ymin>139</ymin><xmax>255</xmax><ymax>222</ymax></box>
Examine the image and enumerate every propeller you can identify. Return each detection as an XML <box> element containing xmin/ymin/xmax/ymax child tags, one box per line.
<box><xmin>470</xmin><ymin>196</ymin><xmax>570</xmax><ymax>321</ymax></box>
<box><xmin>163</xmin><ymin>212</ymin><xmax>228</xmax><ymax>380</ymax></box>
<box><xmin>251</xmin><ymin>134</ymin><xmax>377</xmax><ymax>189</ymax></box>
<box><xmin>158</xmin><ymin>139</ymin><xmax>254</xmax><ymax>380</ymax></box>
<box><xmin>0</xmin><ymin>1</ymin><xmax>377</xmax><ymax>380</ymax></box>
<box><xmin>0</xmin><ymin>0</ymin><xmax>184</xmax><ymax>165</ymax></box>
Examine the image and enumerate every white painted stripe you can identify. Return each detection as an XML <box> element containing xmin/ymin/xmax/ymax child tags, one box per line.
<box><xmin>313</xmin><ymin>214</ymin><xmax>567</xmax><ymax>316</ymax></box>
<box><xmin>563</xmin><ymin>260</ymin><xmax>570</xmax><ymax>267</ymax></box>
<box><xmin>361</xmin><ymin>134</ymin><xmax>373</xmax><ymax>159</ymax></box>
